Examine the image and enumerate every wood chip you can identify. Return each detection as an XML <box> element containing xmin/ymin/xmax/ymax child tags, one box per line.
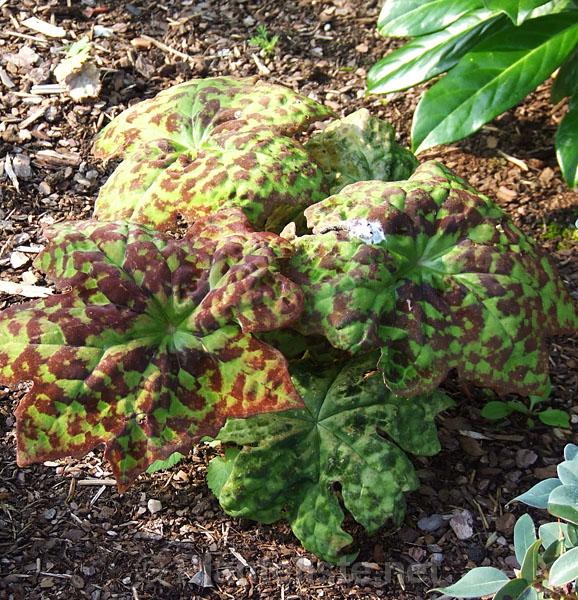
<box><xmin>35</xmin><ymin>149</ymin><xmax>81</xmax><ymax>167</ymax></box>
<box><xmin>4</xmin><ymin>155</ymin><xmax>19</xmax><ymax>192</ymax></box>
<box><xmin>497</xmin><ymin>149</ymin><xmax>529</xmax><ymax>172</ymax></box>
<box><xmin>21</xmin><ymin>17</ymin><xmax>66</xmax><ymax>38</ymax></box>
<box><xmin>30</xmin><ymin>84</ymin><xmax>68</xmax><ymax>95</ymax></box>
<box><xmin>0</xmin><ymin>280</ymin><xmax>52</xmax><ymax>298</ymax></box>
<box><xmin>20</xmin><ymin>108</ymin><xmax>46</xmax><ymax>129</ymax></box>
<box><xmin>0</xmin><ymin>66</ymin><xmax>14</xmax><ymax>88</ymax></box>
<box><xmin>252</xmin><ymin>53</ymin><xmax>271</xmax><ymax>75</ymax></box>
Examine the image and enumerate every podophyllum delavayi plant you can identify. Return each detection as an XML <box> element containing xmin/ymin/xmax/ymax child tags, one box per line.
<box><xmin>368</xmin><ymin>0</ymin><xmax>578</xmax><ymax>187</ymax></box>
<box><xmin>1</xmin><ymin>77</ymin><xmax>576</xmax><ymax>564</ymax></box>
<box><xmin>437</xmin><ymin>444</ymin><xmax>578</xmax><ymax>599</ymax></box>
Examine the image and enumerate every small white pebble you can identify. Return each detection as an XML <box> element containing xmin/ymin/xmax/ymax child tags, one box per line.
<box><xmin>147</xmin><ymin>499</ymin><xmax>162</xmax><ymax>514</ymax></box>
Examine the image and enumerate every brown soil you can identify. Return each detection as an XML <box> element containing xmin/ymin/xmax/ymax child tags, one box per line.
<box><xmin>0</xmin><ymin>1</ymin><xmax>577</xmax><ymax>599</ymax></box>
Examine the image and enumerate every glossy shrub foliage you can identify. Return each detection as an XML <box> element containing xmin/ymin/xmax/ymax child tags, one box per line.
<box><xmin>368</xmin><ymin>0</ymin><xmax>578</xmax><ymax>187</ymax></box>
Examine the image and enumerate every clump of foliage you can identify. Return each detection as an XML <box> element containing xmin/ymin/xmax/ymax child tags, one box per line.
<box><xmin>436</xmin><ymin>444</ymin><xmax>578</xmax><ymax>599</ymax></box>
<box><xmin>1</xmin><ymin>77</ymin><xmax>576</xmax><ymax>565</ymax></box>
<box><xmin>368</xmin><ymin>0</ymin><xmax>578</xmax><ymax>187</ymax></box>
<box><xmin>249</xmin><ymin>24</ymin><xmax>279</xmax><ymax>57</ymax></box>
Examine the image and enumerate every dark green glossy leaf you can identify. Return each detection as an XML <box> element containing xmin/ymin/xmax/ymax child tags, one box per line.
<box><xmin>368</xmin><ymin>10</ymin><xmax>505</xmax><ymax>94</ymax></box>
<box><xmin>483</xmin><ymin>0</ymin><xmax>553</xmax><ymax>24</ymax></box>
<box><xmin>556</xmin><ymin>96</ymin><xmax>578</xmax><ymax>187</ymax></box>
<box><xmin>378</xmin><ymin>0</ymin><xmax>486</xmax><ymax>37</ymax></box>
<box><xmin>551</xmin><ymin>45</ymin><xmax>578</xmax><ymax>102</ymax></box>
<box><xmin>412</xmin><ymin>14</ymin><xmax>578</xmax><ymax>153</ymax></box>
<box><xmin>208</xmin><ymin>354</ymin><xmax>452</xmax><ymax>564</ymax></box>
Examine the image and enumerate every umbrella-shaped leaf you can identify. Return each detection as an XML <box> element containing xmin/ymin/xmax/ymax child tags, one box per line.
<box><xmin>207</xmin><ymin>354</ymin><xmax>452</xmax><ymax>564</ymax></box>
<box><xmin>93</xmin><ymin>76</ymin><xmax>334</xmax><ymax>231</ymax></box>
<box><xmin>0</xmin><ymin>211</ymin><xmax>304</xmax><ymax>490</ymax></box>
<box><xmin>286</xmin><ymin>161</ymin><xmax>578</xmax><ymax>397</ymax></box>
<box><xmin>304</xmin><ymin>109</ymin><xmax>418</xmax><ymax>194</ymax></box>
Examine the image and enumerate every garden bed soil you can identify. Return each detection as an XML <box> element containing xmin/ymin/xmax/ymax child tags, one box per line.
<box><xmin>0</xmin><ymin>1</ymin><xmax>577</xmax><ymax>599</ymax></box>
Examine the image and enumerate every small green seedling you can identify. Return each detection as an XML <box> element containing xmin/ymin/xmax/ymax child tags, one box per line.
<box><xmin>249</xmin><ymin>25</ymin><xmax>279</xmax><ymax>57</ymax></box>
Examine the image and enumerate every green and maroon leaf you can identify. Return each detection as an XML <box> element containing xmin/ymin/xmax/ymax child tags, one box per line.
<box><xmin>305</xmin><ymin>108</ymin><xmax>418</xmax><ymax>194</ymax></box>
<box><xmin>0</xmin><ymin>216</ymin><xmax>304</xmax><ymax>490</ymax></box>
<box><xmin>286</xmin><ymin>161</ymin><xmax>578</xmax><ymax>397</ymax></box>
<box><xmin>93</xmin><ymin>77</ymin><xmax>334</xmax><ymax>231</ymax></box>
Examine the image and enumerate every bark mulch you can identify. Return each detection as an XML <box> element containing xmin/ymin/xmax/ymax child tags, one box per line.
<box><xmin>0</xmin><ymin>1</ymin><xmax>576</xmax><ymax>599</ymax></box>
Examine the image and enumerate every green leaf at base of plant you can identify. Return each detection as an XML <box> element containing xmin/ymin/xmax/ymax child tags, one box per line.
<box><xmin>208</xmin><ymin>354</ymin><xmax>452</xmax><ymax>564</ymax></box>
<box><xmin>147</xmin><ymin>451</ymin><xmax>186</xmax><ymax>473</ymax></box>
<box><xmin>538</xmin><ymin>408</ymin><xmax>571</xmax><ymax>428</ymax></box>
<box><xmin>493</xmin><ymin>578</ymin><xmax>533</xmax><ymax>600</ymax></box>
<box><xmin>514</xmin><ymin>513</ymin><xmax>537</xmax><ymax>565</ymax></box>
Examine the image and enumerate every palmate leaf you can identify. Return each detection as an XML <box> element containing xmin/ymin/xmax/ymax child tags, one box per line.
<box><xmin>304</xmin><ymin>109</ymin><xmax>418</xmax><ymax>194</ymax></box>
<box><xmin>286</xmin><ymin>161</ymin><xmax>578</xmax><ymax>397</ymax></box>
<box><xmin>93</xmin><ymin>76</ymin><xmax>334</xmax><ymax>232</ymax></box>
<box><xmin>207</xmin><ymin>354</ymin><xmax>452</xmax><ymax>564</ymax></box>
<box><xmin>0</xmin><ymin>211</ymin><xmax>304</xmax><ymax>490</ymax></box>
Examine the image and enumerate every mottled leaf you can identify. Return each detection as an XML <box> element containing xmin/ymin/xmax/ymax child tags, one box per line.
<box><xmin>0</xmin><ymin>212</ymin><xmax>304</xmax><ymax>490</ymax></box>
<box><xmin>207</xmin><ymin>354</ymin><xmax>452</xmax><ymax>564</ymax></box>
<box><xmin>93</xmin><ymin>76</ymin><xmax>333</xmax><ymax>231</ymax></box>
<box><xmin>286</xmin><ymin>161</ymin><xmax>578</xmax><ymax>397</ymax></box>
<box><xmin>304</xmin><ymin>109</ymin><xmax>418</xmax><ymax>194</ymax></box>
